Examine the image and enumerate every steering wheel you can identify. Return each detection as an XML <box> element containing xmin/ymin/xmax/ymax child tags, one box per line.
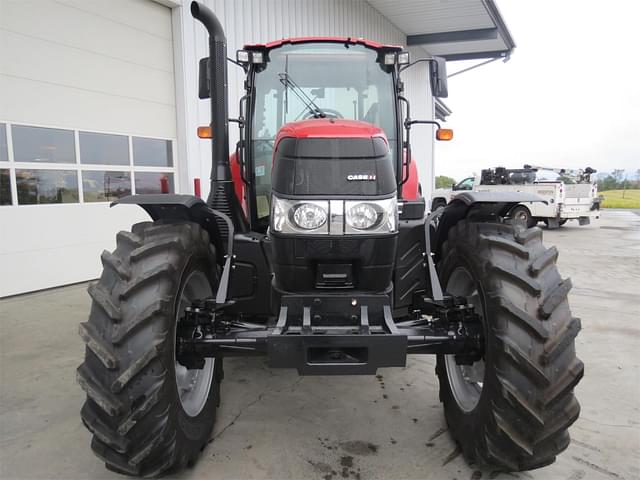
<box><xmin>302</xmin><ymin>108</ymin><xmax>344</xmax><ymax>120</ymax></box>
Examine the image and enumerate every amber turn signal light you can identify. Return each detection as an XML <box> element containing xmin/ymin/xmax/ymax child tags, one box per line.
<box><xmin>436</xmin><ymin>128</ymin><xmax>453</xmax><ymax>141</ymax></box>
<box><xmin>197</xmin><ymin>126</ymin><xmax>212</xmax><ymax>138</ymax></box>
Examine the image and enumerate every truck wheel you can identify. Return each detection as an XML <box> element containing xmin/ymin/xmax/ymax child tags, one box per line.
<box><xmin>77</xmin><ymin>221</ymin><xmax>221</xmax><ymax>477</ymax></box>
<box><xmin>436</xmin><ymin>220</ymin><xmax>583</xmax><ymax>471</ymax></box>
<box><xmin>510</xmin><ymin>205</ymin><xmax>536</xmax><ymax>228</ymax></box>
<box><xmin>432</xmin><ymin>198</ymin><xmax>447</xmax><ymax>211</ymax></box>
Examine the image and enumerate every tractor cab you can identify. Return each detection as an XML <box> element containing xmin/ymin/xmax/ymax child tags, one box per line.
<box><xmin>232</xmin><ymin>38</ymin><xmax>408</xmax><ymax>228</ymax></box>
<box><xmin>199</xmin><ymin>37</ymin><xmax>449</xmax><ymax>231</ymax></box>
<box><xmin>241</xmin><ymin>40</ymin><xmax>402</xmax><ymax>224</ymax></box>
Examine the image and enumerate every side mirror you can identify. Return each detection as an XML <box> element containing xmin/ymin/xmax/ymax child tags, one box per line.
<box><xmin>198</xmin><ymin>57</ymin><xmax>211</xmax><ymax>99</ymax></box>
<box><xmin>430</xmin><ymin>56</ymin><xmax>448</xmax><ymax>98</ymax></box>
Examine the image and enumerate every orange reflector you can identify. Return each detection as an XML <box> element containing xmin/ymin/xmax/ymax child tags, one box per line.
<box><xmin>197</xmin><ymin>126</ymin><xmax>212</xmax><ymax>138</ymax></box>
<box><xmin>436</xmin><ymin>128</ymin><xmax>454</xmax><ymax>141</ymax></box>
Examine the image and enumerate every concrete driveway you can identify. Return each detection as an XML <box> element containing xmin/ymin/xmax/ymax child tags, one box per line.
<box><xmin>1</xmin><ymin>209</ymin><xmax>639</xmax><ymax>480</ymax></box>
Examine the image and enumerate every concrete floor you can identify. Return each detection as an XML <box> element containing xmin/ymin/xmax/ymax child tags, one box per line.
<box><xmin>1</xmin><ymin>210</ymin><xmax>639</xmax><ymax>480</ymax></box>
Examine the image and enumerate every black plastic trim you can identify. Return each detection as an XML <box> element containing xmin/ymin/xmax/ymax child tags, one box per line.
<box><xmin>272</xmin><ymin>192</ymin><xmax>397</xmax><ymax>201</ymax></box>
<box><xmin>112</xmin><ymin>194</ymin><xmax>225</xmax><ymax>258</ymax></box>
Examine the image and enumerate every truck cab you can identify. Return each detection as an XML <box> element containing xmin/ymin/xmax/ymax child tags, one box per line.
<box><xmin>453</xmin><ymin>177</ymin><xmax>474</xmax><ymax>191</ymax></box>
<box><xmin>431</xmin><ymin>176</ymin><xmax>474</xmax><ymax>209</ymax></box>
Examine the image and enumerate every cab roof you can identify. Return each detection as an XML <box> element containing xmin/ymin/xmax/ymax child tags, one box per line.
<box><xmin>245</xmin><ymin>37</ymin><xmax>403</xmax><ymax>52</ymax></box>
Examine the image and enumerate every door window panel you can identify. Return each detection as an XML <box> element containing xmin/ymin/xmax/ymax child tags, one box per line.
<box><xmin>12</xmin><ymin>125</ymin><xmax>75</xmax><ymax>164</ymax></box>
<box><xmin>1</xmin><ymin>169</ymin><xmax>11</xmax><ymax>205</ymax></box>
<box><xmin>0</xmin><ymin>124</ymin><xmax>7</xmax><ymax>162</ymax></box>
<box><xmin>83</xmin><ymin>171</ymin><xmax>131</xmax><ymax>202</ymax></box>
<box><xmin>133</xmin><ymin>137</ymin><xmax>173</xmax><ymax>167</ymax></box>
<box><xmin>16</xmin><ymin>169</ymin><xmax>79</xmax><ymax>204</ymax></box>
<box><xmin>4</xmin><ymin>124</ymin><xmax>175</xmax><ymax>206</ymax></box>
<box><xmin>135</xmin><ymin>172</ymin><xmax>174</xmax><ymax>194</ymax></box>
<box><xmin>80</xmin><ymin>132</ymin><xmax>129</xmax><ymax>165</ymax></box>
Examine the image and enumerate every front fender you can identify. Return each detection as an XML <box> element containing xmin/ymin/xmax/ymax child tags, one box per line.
<box><xmin>431</xmin><ymin>191</ymin><xmax>545</xmax><ymax>261</ymax></box>
<box><xmin>112</xmin><ymin>194</ymin><xmax>226</xmax><ymax>258</ymax></box>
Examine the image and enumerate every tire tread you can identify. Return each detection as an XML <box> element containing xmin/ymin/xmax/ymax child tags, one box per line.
<box><xmin>436</xmin><ymin>220</ymin><xmax>582</xmax><ymax>472</ymax></box>
<box><xmin>79</xmin><ymin>322</ymin><xmax>118</xmax><ymax>369</ymax></box>
<box><xmin>78</xmin><ymin>221</ymin><xmax>220</xmax><ymax>477</ymax></box>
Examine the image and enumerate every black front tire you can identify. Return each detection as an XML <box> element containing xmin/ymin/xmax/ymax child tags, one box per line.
<box><xmin>77</xmin><ymin>221</ymin><xmax>221</xmax><ymax>477</ymax></box>
<box><xmin>436</xmin><ymin>220</ymin><xmax>583</xmax><ymax>471</ymax></box>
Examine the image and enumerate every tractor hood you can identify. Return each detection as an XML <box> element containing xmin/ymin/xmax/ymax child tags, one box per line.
<box><xmin>274</xmin><ymin>118</ymin><xmax>388</xmax><ymax>146</ymax></box>
<box><xmin>272</xmin><ymin>119</ymin><xmax>396</xmax><ymax>197</ymax></box>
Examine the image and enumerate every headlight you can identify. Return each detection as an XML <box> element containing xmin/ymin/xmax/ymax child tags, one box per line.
<box><xmin>345</xmin><ymin>198</ymin><xmax>397</xmax><ymax>234</ymax></box>
<box><xmin>292</xmin><ymin>203</ymin><xmax>327</xmax><ymax>230</ymax></box>
<box><xmin>346</xmin><ymin>203</ymin><xmax>379</xmax><ymax>230</ymax></box>
<box><xmin>271</xmin><ymin>196</ymin><xmax>329</xmax><ymax>234</ymax></box>
<box><xmin>271</xmin><ymin>195</ymin><xmax>396</xmax><ymax>235</ymax></box>
<box><xmin>272</xmin><ymin>196</ymin><xmax>286</xmax><ymax>231</ymax></box>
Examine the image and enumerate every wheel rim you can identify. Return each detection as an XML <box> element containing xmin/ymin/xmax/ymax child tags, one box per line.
<box><xmin>174</xmin><ymin>270</ymin><xmax>215</xmax><ymax>417</ymax></box>
<box><xmin>514</xmin><ymin>209</ymin><xmax>529</xmax><ymax>226</ymax></box>
<box><xmin>444</xmin><ymin>266</ymin><xmax>486</xmax><ymax>413</ymax></box>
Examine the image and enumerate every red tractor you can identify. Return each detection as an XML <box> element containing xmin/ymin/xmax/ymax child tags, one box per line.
<box><xmin>77</xmin><ymin>2</ymin><xmax>583</xmax><ymax>476</ymax></box>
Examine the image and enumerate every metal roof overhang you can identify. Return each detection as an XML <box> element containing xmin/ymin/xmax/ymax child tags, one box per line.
<box><xmin>366</xmin><ymin>0</ymin><xmax>515</xmax><ymax>61</ymax></box>
<box><xmin>435</xmin><ymin>99</ymin><xmax>453</xmax><ymax>122</ymax></box>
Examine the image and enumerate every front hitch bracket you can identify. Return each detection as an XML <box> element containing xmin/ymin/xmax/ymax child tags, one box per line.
<box><xmin>176</xmin><ymin>292</ymin><xmax>484</xmax><ymax>374</ymax></box>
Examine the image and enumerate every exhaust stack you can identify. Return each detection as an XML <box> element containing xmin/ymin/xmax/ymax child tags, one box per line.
<box><xmin>191</xmin><ymin>1</ymin><xmax>246</xmax><ymax>234</ymax></box>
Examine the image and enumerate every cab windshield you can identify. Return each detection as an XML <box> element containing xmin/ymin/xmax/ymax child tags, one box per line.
<box><xmin>251</xmin><ymin>42</ymin><xmax>397</xmax><ymax>218</ymax></box>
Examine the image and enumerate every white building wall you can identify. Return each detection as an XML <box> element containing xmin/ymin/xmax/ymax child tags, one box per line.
<box><xmin>173</xmin><ymin>0</ymin><xmax>436</xmax><ymax>201</ymax></box>
<box><xmin>0</xmin><ymin>0</ymin><xmax>175</xmax><ymax>297</ymax></box>
<box><xmin>1</xmin><ymin>0</ymin><xmax>177</xmax><ymax>138</ymax></box>
<box><xmin>403</xmin><ymin>45</ymin><xmax>436</xmax><ymax>199</ymax></box>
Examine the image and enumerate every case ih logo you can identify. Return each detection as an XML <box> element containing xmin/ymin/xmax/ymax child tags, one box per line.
<box><xmin>347</xmin><ymin>174</ymin><xmax>377</xmax><ymax>181</ymax></box>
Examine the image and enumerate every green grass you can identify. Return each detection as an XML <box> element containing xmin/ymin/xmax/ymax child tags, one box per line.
<box><xmin>599</xmin><ymin>189</ymin><xmax>640</xmax><ymax>208</ymax></box>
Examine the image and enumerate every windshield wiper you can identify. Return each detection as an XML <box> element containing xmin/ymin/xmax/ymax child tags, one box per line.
<box><xmin>278</xmin><ymin>72</ymin><xmax>326</xmax><ymax>119</ymax></box>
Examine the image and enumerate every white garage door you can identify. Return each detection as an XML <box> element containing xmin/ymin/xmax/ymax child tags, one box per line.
<box><xmin>0</xmin><ymin>0</ymin><xmax>178</xmax><ymax>297</ymax></box>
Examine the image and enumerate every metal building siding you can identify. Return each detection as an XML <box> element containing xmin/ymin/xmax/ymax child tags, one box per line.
<box><xmin>402</xmin><ymin>46</ymin><xmax>436</xmax><ymax>199</ymax></box>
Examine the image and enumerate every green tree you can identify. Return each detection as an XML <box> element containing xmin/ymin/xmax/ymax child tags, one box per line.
<box><xmin>598</xmin><ymin>175</ymin><xmax>618</xmax><ymax>191</ymax></box>
<box><xmin>436</xmin><ymin>175</ymin><xmax>457</xmax><ymax>189</ymax></box>
<box><xmin>612</xmin><ymin>169</ymin><xmax>625</xmax><ymax>183</ymax></box>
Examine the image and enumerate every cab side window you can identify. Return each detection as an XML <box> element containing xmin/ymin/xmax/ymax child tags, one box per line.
<box><xmin>454</xmin><ymin>177</ymin><xmax>474</xmax><ymax>191</ymax></box>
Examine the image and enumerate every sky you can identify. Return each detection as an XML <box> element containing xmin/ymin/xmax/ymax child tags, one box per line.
<box><xmin>433</xmin><ymin>0</ymin><xmax>640</xmax><ymax>181</ymax></box>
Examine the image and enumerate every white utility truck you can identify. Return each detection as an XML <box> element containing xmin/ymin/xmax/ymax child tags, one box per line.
<box><xmin>432</xmin><ymin>165</ymin><xmax>601</xmax><ymax>228</ymax></box>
